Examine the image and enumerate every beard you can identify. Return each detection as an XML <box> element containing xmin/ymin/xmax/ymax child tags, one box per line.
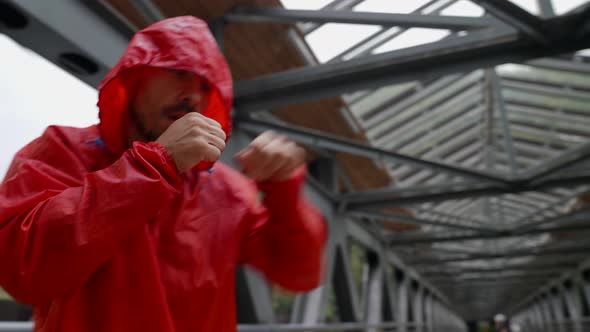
<box><xmin>128</xmin><ymin>100</ymin><xmax>195</xmax><ymax>143</ymax></box>
<box><xmin>129</xmin><ymin>108</ymin><xmax>160</xmax><ymax>142</ymax></box>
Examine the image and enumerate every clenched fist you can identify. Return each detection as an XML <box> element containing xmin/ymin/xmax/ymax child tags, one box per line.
<box><xmin>235</xmin><ymin>131</ymin><xmax>306</xmax><ymax>182</ymax></box>
<box><xmin>156</xmin><ymin>112</ymin><xmax>226</xmax><ymax>172</ymax></box>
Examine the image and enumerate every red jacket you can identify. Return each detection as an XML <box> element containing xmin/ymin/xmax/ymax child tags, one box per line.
<box><xmin>0</xmin><ymin>17</ymin><xmax>326</xmax><ymax>332</ymax></box>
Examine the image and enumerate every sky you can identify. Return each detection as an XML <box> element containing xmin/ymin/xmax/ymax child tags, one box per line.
<box><xmin>0</xmin><ymin>0</ymin><xmax>589</xmax><ymax>177</ymax></box>
<box><xmin>0</xmin><ymin>35</ymin><xmax>98</xmax><ymax>177</ymax></box>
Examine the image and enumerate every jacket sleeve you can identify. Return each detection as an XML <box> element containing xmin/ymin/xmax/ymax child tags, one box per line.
<box><xmin>0</xmin><ymin>133</ymin><xmax>180</xmax><ymax>306</ymax></box>
<box><xmin>238</xmin><ymin>166</ymin><xmax>327</xmax><ymax>292</ymax></box>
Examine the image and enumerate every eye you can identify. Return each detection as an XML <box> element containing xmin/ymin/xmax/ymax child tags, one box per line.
<box><xmin>169</xmin><ymin>69</ymin><xmax>191</xmax><ymax>79</ymax></box>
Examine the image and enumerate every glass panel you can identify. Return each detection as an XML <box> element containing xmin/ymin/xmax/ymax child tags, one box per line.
<box><xmin>372</xmin><ymin>28</ymin><xmax>450</xmax><ymax>54</ymax></box>
<box><xmin>366</xmin><ymin>70</ymin><xmax>483</xmax><ymax>140</ymax></box>
<box><xmin>305</xmin><ymin>23</ymin><xmax>381</xmax><ymax>62</ymax></box>
<box><xmin>440</xmin><ymin>0</ymin><xmax>485</xmax><ymax>16</ymax></box>
<box><xmin>354</xmin><ymin>0</ymin><xmax>433</xmax><ymax>14</ymax></box>
<box><xmin>279</xmin><ymin>0</ymin><xmax>334</xmax><ymax>10</ymax></box>
<box><xmin>349</xmin><ymin>82</ymin><xmax>417</xmax><ymax>119</ymax></box>
<box><xmin>503</xmin><ymin>90</ymin><xmax>590</xmax><ymax>115</ymax></box>
<box><xmin>508</xmin><ymin>0</ymin><xmax>540</xmax><ymax>14</ymax></box>
<box><xmin>552</xmin><ymin>0</ymin><xmax>590</xmax><ymax>15</ymax></box>
<box><xmin>497</xmin><ymin>64</ymin><xmax>590</xmax><ymax>89</ymax></box>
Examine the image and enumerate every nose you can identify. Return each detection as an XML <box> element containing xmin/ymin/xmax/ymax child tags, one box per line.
<box><xmin>177</xmin><ymin>78</ymin><xmax>207</xmax><ymax>110</ymax></box>
<box><xmin>177</xmin><ymin>90</ymin><xmax>202</xmax><ymax>108</ymax></box>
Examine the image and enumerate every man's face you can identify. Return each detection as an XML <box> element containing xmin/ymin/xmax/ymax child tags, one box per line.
<box><xmin>128</xmin><ymin>67</ymin><xmax>209</xmax><ymax>143</ymax></box>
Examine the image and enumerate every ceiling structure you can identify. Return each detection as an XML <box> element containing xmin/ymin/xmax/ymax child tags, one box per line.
<box><xmin>224</xmin><ymin>0</ymin><xmax>590</xmax><ymax>319</ymax></box>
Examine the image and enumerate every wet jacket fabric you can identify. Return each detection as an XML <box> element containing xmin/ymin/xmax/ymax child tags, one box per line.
<box><xmin>0</xmin><ymin>16</ymin><xmax>326</xmax><ymax>332</ymax></box>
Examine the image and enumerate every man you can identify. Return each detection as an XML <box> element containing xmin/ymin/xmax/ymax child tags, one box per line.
<box><xmin>494</xmin><ymin>314</ymin><xmax>510</xmax><ymax>332</ymax></box>
<box><xmin>0</xmin><ymin>16</ymin><xmax>326</xmax><ymax>332</ymax></box>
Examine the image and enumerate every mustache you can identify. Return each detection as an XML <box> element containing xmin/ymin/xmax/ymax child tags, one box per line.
<box><xmin>162</xmin><ymin>100</ymin><xmax>195</xmax><ymax>115</ymax></box>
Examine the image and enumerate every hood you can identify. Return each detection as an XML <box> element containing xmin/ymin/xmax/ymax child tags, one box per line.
<box><xmin>97</xmin><ymin>16</ymin><xmax>233</xmax><ymax>169</ymax></box>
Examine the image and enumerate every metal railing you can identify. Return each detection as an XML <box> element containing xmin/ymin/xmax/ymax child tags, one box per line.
<box><xmin>0</xmin><ymin>322</ymin><xmax>469</xmax><ymax>332</ymax></box>
<box><xmin>520</xmin><ymin>318</ymin><xmax>590</xmax><ymax>332</ymax></box>
<box><xmin>0</xmin><ymin>322</ymin><xmax>32</xmax><ymax>332</ymax></box>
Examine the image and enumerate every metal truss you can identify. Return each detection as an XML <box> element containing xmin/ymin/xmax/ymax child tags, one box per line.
<box><xmin>511</xmin><ymin>258</ymin><xmax>590</xmax><ymax>332</ymax></box>
<box><xmin>233</xmin><ymin>7</ymin><xmax>590</xmax><ymax>110</ymax></box>
<box><xmin>226</xmin><ymin>6</ymin><xmax>494</xmax><ymax>30</ymax></box>
<box><xmin>471</xmin><ymin>0</ymin><xmax>549</xmax><ymax>43</ymax></box>
<box><xmin>224</xmin><ymin>132</ymin><xmax>465</xmax><ymax>330</ymax></box>
<box><xmin>236</xmin><ymin>116</ymin><xmax>510</xmax><ymax>184</ymax></box>
<box><xmin>409</xmin><ymin>244</ymin><xmax>590</xmax><ymax>265</ymax></box>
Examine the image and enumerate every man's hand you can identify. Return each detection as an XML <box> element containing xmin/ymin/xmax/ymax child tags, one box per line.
<box><xmin>235</xmin><ymin>131</ymin><xmax>306</xmax><ymax>182</ymax></box>
<box><xmin>156</xmin><ymin>113</ymin><xmax>226</xmax><ymax>172</ymax></box>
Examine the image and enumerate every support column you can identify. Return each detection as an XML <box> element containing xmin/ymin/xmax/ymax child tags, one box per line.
<box><xmin>531</xmin><ymin>301</ymin><xmax>549</xmax><ymax>331</ymax></box>
<box><xmin>364</xmin><ymin>252</ymin><xmax>383</xmax><ymax>332</ymax></box>
<box><xmin>424</xmin><ymin>293</ymin><xmax>434</xmax><ymax>332</ymax></box>
<box><xmin>549</xmin><ymin>290</ymin><xmax>566</xmax><ymax>332</ymax></box>
<box><xmin>561</xmin><ymin>283</ymin><xmax>582</xmax><ymax>332</ymax></box>
<box><xmin>539</xmin><ymin>294</ymin><xmax>556</xmax><ymax>332</ymax></box>
<box><xmin>397</xmin><ymin>273</ymin><xmax>409</xmax><ymax>332</ymax></box>
<box><xmin>412</xmin><ymin>285</ymin><xmax>424</xmax><ymax>332</ymax></box>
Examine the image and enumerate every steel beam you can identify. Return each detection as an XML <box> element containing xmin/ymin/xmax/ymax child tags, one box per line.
<box><xmin>523</xmin><ymin>141</ymin><xmax>590</xmax><ymax>183</ymax></box>
<box><xmin>560</xmin><ymin>284</ymin><xmax>583</xmax><ymax>332</ymax></box>
<box><xmin>347</xmin><ymin>221</ymin><xmax>450</xmax><ymax>306</ymax></box>
<box><xmin>226</xmin><ymin>6</ymin><xmax>493</xmax><ymax>30</ymax></box>
<box><xmin>539</xmin><ymin>295</ymin><xmax>556</xmax><ymax>329</ymax></box>
<box><xmin>491</xmin><ymin>69</ymin><xmax>518</xmax><ymax>175</ymax></box>
<box><xmin>396</xmin><ymin>274</ymin><xmax>409</xmax><ymax>332</ymax></box>
<box><xmin>511</xmin><ymin>258</ymin><xmax>590</xmax><ymax>315</ymax></box>
<box><xmin>381</xmin><ymin>265</ymin><xmax>396</xmax><ymax>323</ymax></box>
<box><xmin>234</xmin><ymin>27</ymin><xmax>517</xmax><ymax>110</ymax></box>
<box><xmin>529</xmin><ymin>57</ymin><xmax>590</xmax><ymax>74</ymax></box>
<box><xmin>417</xmin><ymin>210</ymin><xmax>485</xmax><ymax>228</ymax></box>
<box><xmin>239</xmin><ymin>322</ymin><xmax>424</xmax><ymax>331</ymax></box>
<box><xmin>234</xmin><ymin>11</ymin><xmax>590</xmax><ymax>111</ymax></box>
<box><xmin>512</xmin><ymin>200</ymin><xmax>590</xmax><ymax>234</ymax></box>
<box><xmin>235</xmin><ymin>267</ymin><xmax>275</xmax><ymax>323</ymax></box>
<box><xmin>537</xmin><ymin>0</ymin><xmax>555</xmax><ymax>17</ymax></box>
<box><xmin>424</xmin><ymin>293</ymin><xmax>433</xmax><ymax>332</ymax></box>
<box><xmin>298</xmin><ymin>0</ymin><xmax>364</xmax><ymax>35</ymax></box>
<box><xmin>412</xmin><ymin>285</ymin><xmax>425</xmax><ymax>332</ymax></box>
<box><xmin>411</xmin><ymin>245</ymin><xmax>590</xmax><ymax>265</ymax></box>
<box><xmin>388</xmin><ymin>212</ymin><xmax>590</xmax><ymax>246</ymax></box>
<box><xmin>342</xmin><ymin>172</ymin><xmax>590</xmax><ymax>209</ymax></box>
<box><xmin>575</xmin><ymin>2</ymin><xmax>590</xmax><ymax>39</ymax></box>
<box><xmin>345</xmin><ymin>182</ymin><xmax>510</xmax><ymax>209</ymax></box>
<box><xmin>129</xmin><ymin>0</ymin><xmax>165</xmax><ymax>23</ymax></box>
<box><xmin>236</xmin><ymin>117</ymin><xmax>509</xmax><ymax>184</ymax></box>
<box><xmin>471</xmin><ymin>0</ymin><xmax>548</xmax><ymax>43</ymax></box>
<box><xmin>421</xmin><ymin>264</ymin><xmax>578</xmax><ymax>276</ymax></box>
<box><xmin>329</xmin><ymin>0</ymin><xmax>448</xmax><ymax>62</ymax></box>
<box><xmin>351</xmin><ymin>209</ymin><xmax>499</xmax><ymax>234</ymax></box>
<box><xmin>429</xmin><ymin>272</ymin><xmax>560</xmax><ymax>282</ymax></box>
<box><xmin>364</xmin><ymin>259</ymin><xmax>383</xmax><ymax>332</ymax></box>
<box><xmin>0</xmin><ymin>0</ymin><xmax>131</xmax><ymax>87</ymax></box>
<box><xmin>548</xmin><ymin>291</ymin><xmax>566</xmax><ymax>332</ymax></box>
<box><xmin>332</xmin><ymin>244</ymin><xmax>361</xmax><ymax>322</ymax></box>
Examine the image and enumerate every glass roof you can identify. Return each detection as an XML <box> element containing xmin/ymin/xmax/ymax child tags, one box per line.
<box><xmin>281</xmin><ymin>0</ymin><xmax>590</xmax><ymax>318</ymax></box>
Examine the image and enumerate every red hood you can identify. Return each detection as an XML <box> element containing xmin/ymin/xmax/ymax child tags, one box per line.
<box><xmin>97</xmin><ymin>16</ymin><xmax>233</xmax><ymax>165</ymax></box>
